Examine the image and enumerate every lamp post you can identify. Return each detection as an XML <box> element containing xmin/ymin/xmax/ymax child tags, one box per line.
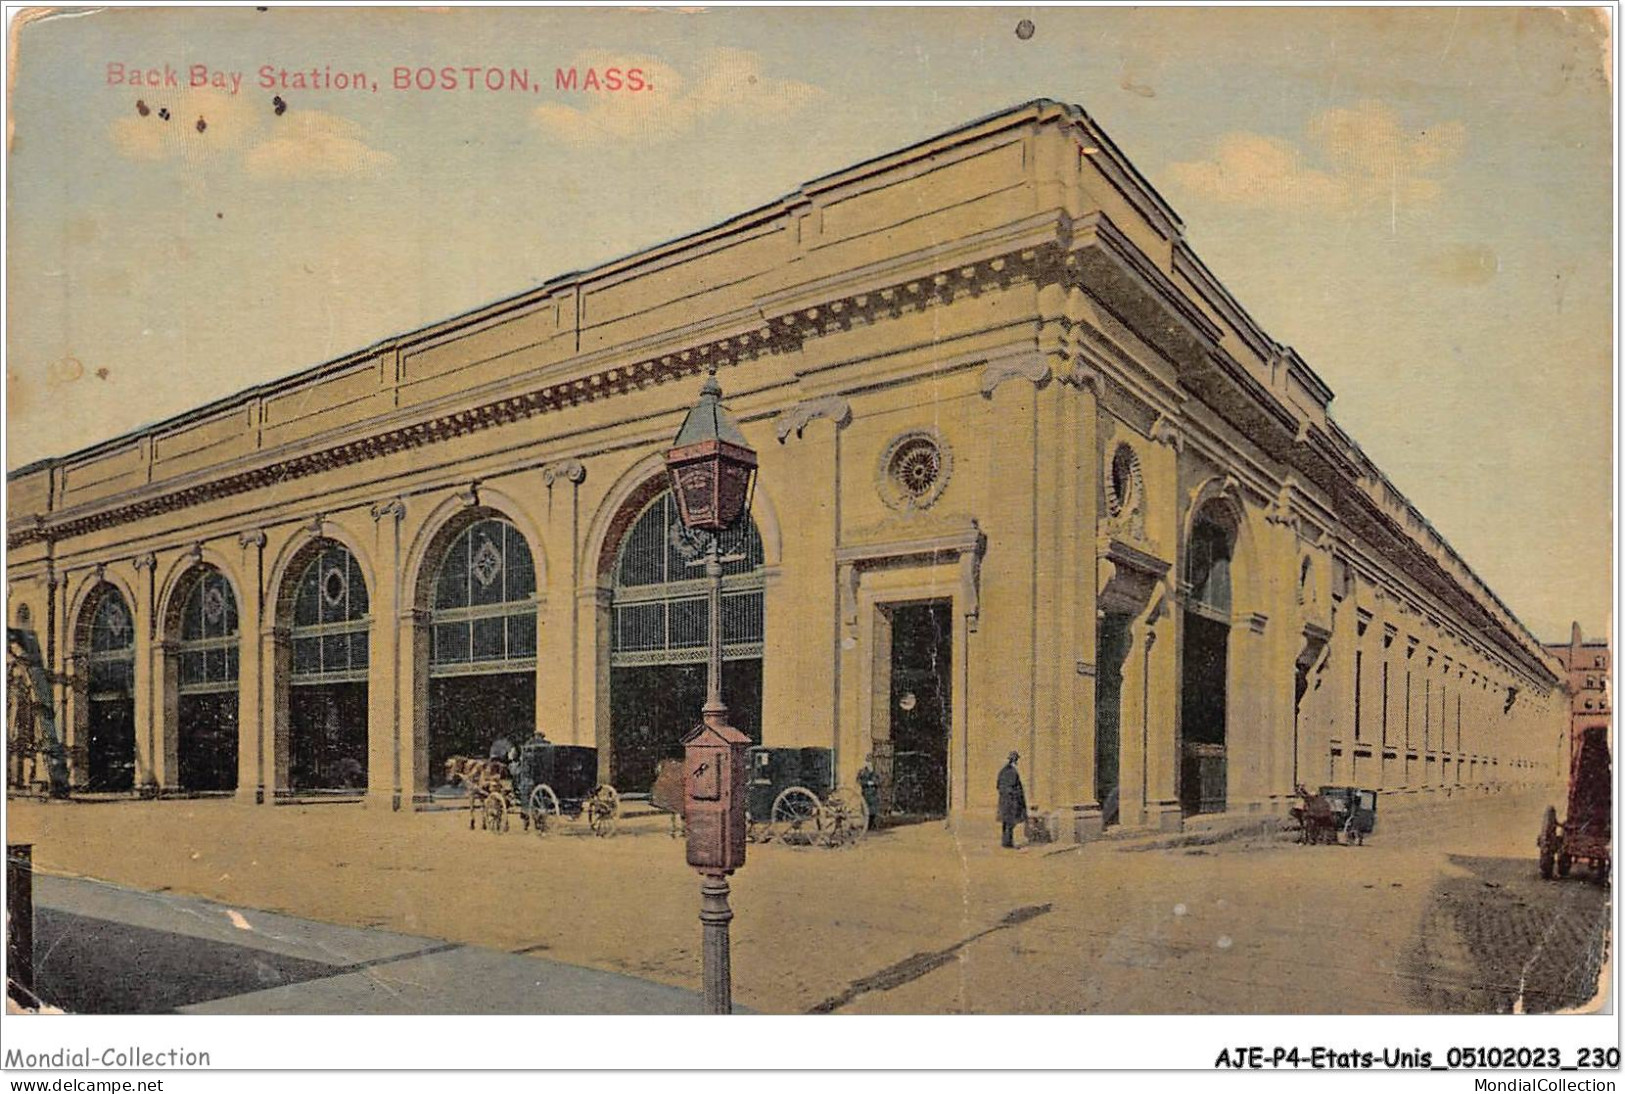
<box><xmin>666</xmin><ymin>364</ymin><xmax>757</xmax><ymax>1015</ymax></box>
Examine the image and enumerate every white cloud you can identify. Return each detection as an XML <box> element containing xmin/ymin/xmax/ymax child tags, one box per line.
<box><xmin>108</xmin><ymin>89</ymin><xmax>261</xmax><ymax>164</ymax></box>
<box><xmin>110</xmin><ymin>96</ymin><xmax>393</xmax><ymax>181</ymax></box>
<box><xmin>243</xmin><ymin>112</ymin><xmax>395</xmax><ymax>180</ymax></box>
<box><xmin>533</xmin><ymin>47</ymin><xmax>824</xmax><ymax>144</ymax></box>
<box><xmin>1168</xmin><ymin>100</ymin><xmax>1465</xmax><ymax>211</ymax></box>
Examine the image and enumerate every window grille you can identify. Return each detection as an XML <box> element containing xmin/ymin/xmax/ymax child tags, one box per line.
<box><xmin>176</xmin><ymin>567</ymin><xmax>240</xmax><ymax>695</ymax></box>
<box><xmin>83</xmin><ymin>586</ymin><xmax>135</xmax><ymax>699</ymax></box>
<box><xmin>428</xmin><ymin>517</ymin><xmax>538</xmax><ymax>677</ymax></box>
<box><xmin>289</xmin><ymin>542</ymin><xmax>371</xmax><ymax>685</ymax></box>
<box><xmin>610</xmin><ymin>491</ymin><xmax>764</xmax><ymax>668</ymax></box>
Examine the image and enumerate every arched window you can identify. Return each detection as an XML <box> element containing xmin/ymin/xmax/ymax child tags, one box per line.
<box><xmin>85</xmin><ymin>587</ymin><xmax>135</xmax><ymax>696</ymax></box>
<box><xmin>430</xmin><ymin>517</ymin><xmax>537</xmax><ymax>674</ymax></box>
<box><xmin>1186</xmin><ymin>517</ymin><xmax>1234</xmax><ymax>619</ymax></box>
<box><xmin>176</xmin><ymin>568</ymin><xmax>239</xmax><ymax>694</ymax></box>
<box><xmin>610</xmin><ymin>490</ymin><xmax>764</xmax><ymax>667</ymax></box>
<box><xmin>290</xmin><ymin>542</ymin><xmax>370</xmax><ymax>682</ymax></box>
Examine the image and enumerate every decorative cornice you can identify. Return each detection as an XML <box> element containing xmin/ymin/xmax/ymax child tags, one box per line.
<box><xmin>541</xmin><ymin>459</ymin><xmax>587</xmax><ymax>487</ymax></box>
<box><xmin>774</xmin><ymin>396</ymin><xmax>853</xmax><ymax>442</ymax></box>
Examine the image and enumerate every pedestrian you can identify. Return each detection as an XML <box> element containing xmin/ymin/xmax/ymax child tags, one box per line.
<box><xmin>857</xmin><ymin>754</ymin><xmax>881</xmax><ymax>829</ymax></box>
<box><xmin>997</xmin><ymin>750</ymin><xmax>1026</xmax><ymax>849</ymax></box>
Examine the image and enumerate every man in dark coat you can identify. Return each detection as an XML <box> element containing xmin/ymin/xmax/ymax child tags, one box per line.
<box><xmin>997</xmin><ymin>750</ymin><xmax>1026</xmax><ymax>849</ymax></box>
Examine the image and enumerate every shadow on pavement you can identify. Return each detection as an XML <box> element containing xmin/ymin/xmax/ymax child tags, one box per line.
<box><xmin>34</xmin><ymin>908</ymin><xmax>452</xmax><ymax>1014</ymax></box>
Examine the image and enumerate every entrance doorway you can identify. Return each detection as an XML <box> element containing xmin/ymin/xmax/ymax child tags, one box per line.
<box><xmin>178</xmin><ymin>693</ymin><xmax>237</xmax><ymax>792</ymax></box>
<box><xmin>883</xmin><ymin>600</ymin><xmax>952</xmax><ymax>820</ymax></box>
<box><xmin>610</xmin><ymin>661</ymin><xmax>762</xmax><ymax>792</ymax></box>
<box><xmin>1096</xmin><ymin>612</ymin><xmax>1134</xmax><ymax>826</ymax></box>
<box><xmin>87</xmin><ymin>698</ymin><xmax>135</xmax><ymax>792</ymax></box>
<box><xmin>1180</xmin><ymin>506</ymin><xmax>1235</xmax><ymax>816</ymax></box>
<box><xmin>289</xmin><ymin>682</ymin><xmax>367</xmax><ymax>790</ymax></box>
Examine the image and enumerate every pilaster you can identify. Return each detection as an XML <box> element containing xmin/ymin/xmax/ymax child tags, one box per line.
<box><xmin>766</xmin><ymin>398</ymin><xmax>846</xmax><ymax>765</ymax></box>
<box><xmin>540</xmin><ymin>459</ymin><xmax>586</xmax><ymax>746</ymax></box>
<box><xmin>155</xmin><ymin>638</ymin><xmax>181</xmax><ymax>793</ymax></box>
<box><xmin>974</xmin><ymin>352</ymin><xmax>1043</xmax><ymax>815</ymax></box>
<box><xmin>131</xmin><ymin>553</ymin><xmax>159</xmax><ymax>793</ymax></box>
<box><xmin>369</xmin><ymin>498</ymin><xmax>406</xmax><ymax>811</ymax></box>
<box><xmin>1140</xmin><ymin>420</ymin><xmax>1182</xmax><ymax>829</ymax></box>
<box><xmin>236</xmin><ymin>529</ymin><xmax>267</xmax><ymax>803</ymax></box>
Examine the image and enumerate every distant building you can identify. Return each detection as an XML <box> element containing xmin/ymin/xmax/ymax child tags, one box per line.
<box><xmin>1545</xmin><ymin>623</ymin><xmax>1611</xmax><ymax>776</ymax></box>
<box><xmin>6</xmin><ymin>99</ymin><xmax>1567</xmax><ymax>837</ymax></box>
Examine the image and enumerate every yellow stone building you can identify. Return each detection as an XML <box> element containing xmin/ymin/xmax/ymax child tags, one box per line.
<box><xmin>5</xmin><ymin>100</ymin><xmax>1566</xmax><ymax>838</ymax></box>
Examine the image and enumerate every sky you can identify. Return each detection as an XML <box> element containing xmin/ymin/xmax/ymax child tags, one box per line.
<box><xmin>4</xmin><ymin>5</ymin><xmax>1614</xmax><ymax>643</ymax></box>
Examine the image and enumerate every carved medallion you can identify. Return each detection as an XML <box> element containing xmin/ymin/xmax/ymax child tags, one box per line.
<box><xmin>879</xmin><ymin>430</ymin><xmax>952</xmax><ymax>511</ymax></box>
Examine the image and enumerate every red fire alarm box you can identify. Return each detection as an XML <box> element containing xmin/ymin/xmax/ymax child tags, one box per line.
<box><xmin>683</xmin><ymin>719</ymin><xmax>750</xmax><ymax>873</ymax></box>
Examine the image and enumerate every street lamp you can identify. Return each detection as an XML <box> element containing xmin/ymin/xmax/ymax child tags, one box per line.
<box><xmin>666</xmin><ymin>364</ymin><xmax>757</xmax><ymax>1015</ymax></box>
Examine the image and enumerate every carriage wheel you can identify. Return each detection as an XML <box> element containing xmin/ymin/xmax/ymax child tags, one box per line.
<box><xmin>1538</xmin><ymin>805</ymin><xmax>1558</xmax><ymax>880</ymax></box>
<box><xmin>821</xmin><ymin>790</ymin><xmax>867</xmax><ymax>847</ymax></box>
<box><xmin>842</xmin><ymin>790</ymin><xmax>870</xmax><ymax>845</ymax></box>
<box><xmin>586</xmin><ymin>785</ymin><xmax>620</xmax><ymax>838</ymax></box>
<box><xmin>484</xmin><ymin>793</ymin><xmax>508</xmax><ymax>834</ymax></box>
<box><xmin>529</xmin><ymin>784</ymin><xmax>561</xmax><ymax>837</ymax></box>
<box><xmin>771</xmin><ymin>786</ymin><xmax>824</xmax><ymax>846</ymax></box>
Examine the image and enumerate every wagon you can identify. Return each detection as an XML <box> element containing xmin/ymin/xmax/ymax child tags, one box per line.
<box><xmin>1317</xmin><ymin>786</ymin><xmax>1378</xmax><ymax>845</ymax></box>
<box><xmin>746</xmin><ymin>746</ymin><xmax>867</xmax><ymax>847</ymax></box>
<box><xmin>482</xmin><ymin>739</ymin><xmax>620</xmax><ymax>838</ymax></box>
<box><xmin>1538</xmin><ymin>725</ymin><xmax>1611</xmax><ymax>883</ymax></box>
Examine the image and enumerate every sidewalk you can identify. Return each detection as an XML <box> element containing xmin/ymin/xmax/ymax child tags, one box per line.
<box><xmin>28</xmin><ymin>873</ymin><xmax>712</xmax><ymax>1014</ymax></box>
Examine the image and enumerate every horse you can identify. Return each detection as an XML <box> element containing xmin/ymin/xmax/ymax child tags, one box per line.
<box><xmin>650</xmin><ymin>757</ymin><xmax>687</xmax><ymax>839</ymax></box>
<box><xmin>1291</xmin><ymin>784</ymin><xmax>1338</xmax><ymax>845</ymax></box>
<box><xmin>445</xmin><ymin>755</ymin><xmax>514</xmax><ymax>830</ymax></box>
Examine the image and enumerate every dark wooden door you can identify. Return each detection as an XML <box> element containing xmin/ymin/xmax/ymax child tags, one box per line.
<box><xmin>888</xmin><ymin>601</ymin><xmax>952</xmax><ymax>818</ymax></box>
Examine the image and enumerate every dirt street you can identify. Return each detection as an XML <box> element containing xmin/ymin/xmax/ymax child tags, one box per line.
<box><xmin>5</xmin><ymin>785</ymin><xmax>1609</xmax><ymax>1014</ymax></box>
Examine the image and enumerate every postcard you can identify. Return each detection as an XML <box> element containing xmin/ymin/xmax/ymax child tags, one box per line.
<box><xmin>2</xmin><ymin>3</ymin><xmax>1615</xmax><ymax>1077</ymax></box>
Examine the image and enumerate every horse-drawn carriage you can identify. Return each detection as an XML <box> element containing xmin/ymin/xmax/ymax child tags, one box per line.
<box><xmin>1538</xmin><ymin>724</ymin><xmax>1611</xmax><ymax>883</ymax></box>
<box><xmin>746</xmin><ymin>746</ymin><xmax>868</xmax><ymax>847</ymax></box>
<box><xmin>1292</xmin><ymin>785</ymin><xmax>1378</xmax><ymax>845</ymax></box>
<box><xmin>449</xmin><ymin>738</ymin><xmax>620</xmax><ymax>837</ymax></box>
<box><xmin>642</xmin><ymin>745</ymin><xmax>868</xmax><ymax>848</ymax></box>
